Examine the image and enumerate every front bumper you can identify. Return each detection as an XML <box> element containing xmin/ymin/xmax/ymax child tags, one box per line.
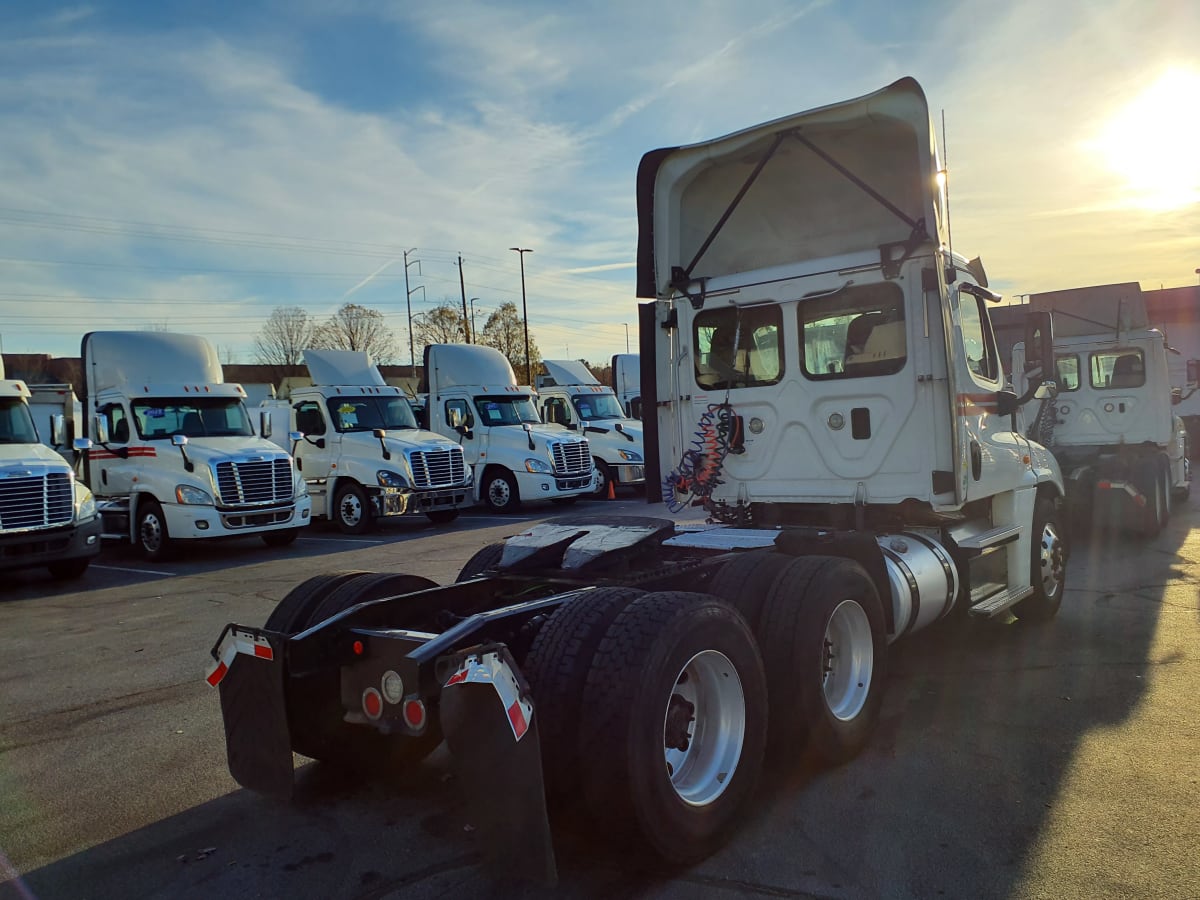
<box><xmin>375</xmin><ymin>485</ymin><xmax>472</xmax><ymax>517</ymax></box>
<box><xmin>613</xmin><ymin>464</ymin><xmax>646</xmax><ymax>485</ymax></box>
<box><xmin>0</xmin><ymin>516</ymin><xmax>102</xmax><ymax>573</ymax></box>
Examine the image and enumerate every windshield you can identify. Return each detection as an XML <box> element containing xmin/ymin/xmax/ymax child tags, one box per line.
<box><xmin>326</xmin><ymin>396</ymin><xmax>418</xmax><ymax>432</ymax></box>
<box><xmin>571</xmin><ymin>393</ymin><xmax>626</xmax><ymax>421</ymax></box>
<box><xmin>0</xmin><ymin>398</ymin><xmax>40</xmax><ymax>444</ymax></box>
<box><xmin>473</xmin><ymin>395</ymin><xmax>540</xmax><ymax>426</ymax></box>
<box><xmin>132</xmin><ymin>398</ymin><xmax>254</xmax><ymax>439</ymax></box>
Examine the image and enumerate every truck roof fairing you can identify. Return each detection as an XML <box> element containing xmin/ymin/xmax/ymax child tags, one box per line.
<box><xmin>636</xmin><ymin>77</ymin><xmax>945</xmax><ymax>298</ymax></box>
<box><xmin>83</xmin><ymin>332</ymin><xmax>226</xmax><ymax>394</ymax></box>
<box><xmin>426</xmin><ymin>344</ymin><xmax>520</xmax><ymax>392</ymax></box>
<box><xmin>541</xmin><ymin>359</ymin><xmax>601</xmax><ymax>387</ymax></box>
<box><xmin>302</xmin><ymin>349</ymin><xmax>387</xmax><ymax>387</ymax></box>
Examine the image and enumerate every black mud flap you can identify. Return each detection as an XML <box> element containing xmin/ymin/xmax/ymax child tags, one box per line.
<box><xmin>439</xmin><ymin>646</ymin><xmax>557</xmax><ymax>886</ymax></box>
<box><xmin>213</xmin><ymin>628</ymin><xmax>294</xmax><ymax>799</ymax></box>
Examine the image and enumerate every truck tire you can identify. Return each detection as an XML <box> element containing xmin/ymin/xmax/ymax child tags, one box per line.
<box><xmin>757</xmin><ymin>556</ymin><xmax>887</xmax><ymax>766</ymax></box>
<box><xmin>136</xmin><ymin>498</ymin><xmax>176</xmax><ymax>561</ymax></box>
<box><xmin>455</xmin><ymin>542</ymin><xmax>505</xmax><ymax>582</ymax></box>
<box><xmin>577</xmin><ymin>591</ymin><xmax>767</xmax><ymax>864</ymax></box>
<box><xmin>426</xmin><ymin>509</ymin><xmax>460</xmax><ymax>525</ymax></box>
<box><xmin>333</xmin><ymin>481</ymin><xmax>373</xmax><ymax>535</ymax></box>
<box><xmin>591</xmin><ymin>459</ymin><xmax>613</xmax><ymax>497</ymax></box>
<box><xmin>265</xmin><ymin>571</ymin><xmax>369</xmax><ymax>633</ymax></box>
<box><xmin>1158</xmin><ymin>456</ymin><xmax>1172</xmax><ymax>525</ymax></box>
<box><xmin>261</xmin><ymin>527</ymin><xmax>300</xmax><ymax>548</ymax></box>
<box><xmin>522</xmin><ymin>586</ymin><xmax>645</xmax><ymax>802</ymax></box>
<box><xmin>708</xmin><ymin>550</ymin><xmax>795</xmax><ymax>630</ymax></box>
<box><xmin>47</xmin><ymin>557</ymin><xmax>91</xmax><ymax>581</ymax></box>
<box><xmin>1013</xmin><ymin>496</ymin><xmax>1067</xmax><ymax>623</ymax></box>
<box><xmin>481</xmin><ymin>467</ymin><xmax>520</xmax><ymax>513</ymax></box>
<box><xmin>1133</xmin><ymin>460</ymin><xmax>1163</xmax><ymax>539</ymax></box>
<box><xmin>290</xmin><ymin>572</ymin><xmax>443</xmax><ymax>769</ymax></box>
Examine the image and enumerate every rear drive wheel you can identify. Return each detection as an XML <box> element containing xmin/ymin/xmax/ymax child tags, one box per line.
<box><xmin>455</xmin><ymin>542</ymin><xmax>505</xmax><ymax>582</ymax></box>
<box><xmin>1135</xmin><ymin>460</ymin><xmax>1163</xmax><ymax>538</ymax></box>
<box><xmin>708</xmin><ymin>550</ymin><xmax>796</xmax><ymax>631</ymax></box>
<box><xmin>136</xmin><ymin>498</ymin><xmax>175</xmax><ymax>561</ymax></box>
<box><xmin>426</xmin><ymin>509</ymin><xmax>460</xmax><ymax>525</ymax></box>
<box><xmin>1013</xmin><ymin>496</ymin><xmax>1067</xmax><ymax>622</ymax></box>
<box><xmin>756</xmin><ymin>557</ymin><xmax>887</xmax><ymax>765</ymax></box>
<box><xmin>577</xmin><ymin>591</ymin><xmax>767</xmax><ymax>864</ymax></box>
<box><xmin>333</xmin><ymin>482</ymin><xmax>373</xmax><ymax>535</ymax></box>
<box><xmin>522</xmin><ymin>586</ymin><xmax>645</xmax><ymax>802</ymax></box>
<box><xmin>482</xmin><ymin>468</ymin><xmax>520</xmax><ymax>513</ymax></box>
<box><xmin>261</xmin><ymin>528</ymin><xmax>300</xmax><ymax>547</ymax></box>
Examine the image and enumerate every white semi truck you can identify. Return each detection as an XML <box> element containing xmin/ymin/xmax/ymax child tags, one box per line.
<box><xmin>0</xmin><ymin>357</ymin><xmax>100</xmax><ymax>580</ymax></box>
<box><xmin>1013</xmin><ymin>283</ymin><xmax>1191</xmax><ymax>536</ymax></box>
<box><xmin>535</xmin><ymin>359</ymin><xmax>645</xmax><ymax>496</ymax></box>
<box><xmin>207</xmin><ymin>78</ymin><xmax>1067</xmax><ymax>881</ymax></box>
<box><xmin>415</xmin><ymin>344</ymin><xmax>595</xmax><ymax>511</ymax></box>
<box><xmin>81</xmin><ymin>331</ymin><xmax>312</xmax><ymax>560</ymax></box>
<box><xmin>266</xmin><ymin>349</ymin><xmax>472</xmax><ymax>533</ymax></box>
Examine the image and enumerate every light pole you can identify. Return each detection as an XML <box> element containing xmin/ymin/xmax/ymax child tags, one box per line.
<box><xmin>469</xmin><ymin>298</ymin><xmax>479</xmax><ymax>342</ymax></box>
<box><xmin>403</xmin><ymin>248</ymin><xmax>421</xmax><ymax>370</ymax></box>
<box><xmin>510</xmin><ymin>247</ymin><xmax>533</xmax><ymax>384</ymax></box>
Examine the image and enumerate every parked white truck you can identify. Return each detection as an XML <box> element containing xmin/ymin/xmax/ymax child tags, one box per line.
<box><xmin>414</xmin><ymin>344</ymin><xmax>595</xmax><ymax>511</ymax></box>
<box><xmin>1013</xmin><ymin>283</ymin><xmax>1191</xmax><ymax>536</ymax></box>
<box><xmin>207</xmin><ymin>78</ymin><xmax>1067</xmax><ymax>881</ymax></box>
<box><xmin>0</xmin><ymin>357</ymin><xmax>100</xmax><ymax>580</ymax></box>
<box><xmin>535</xmin><ymin>359</ymin><xmax>645</xmax><ymax>496</ymax></box>
<box><xmin>81</xmin><ymin>331</ymin><xmax>311</xmax><ymax>560</ymax></box>
<box><xmin>266</xmin><ymin>349</ymin><xmax>471</xmax><ymax>533</ymax></box>
<box><xmin>27</xmin><ymin>384</ymin><xmax>83</xmax><ymax>458</ymax></box>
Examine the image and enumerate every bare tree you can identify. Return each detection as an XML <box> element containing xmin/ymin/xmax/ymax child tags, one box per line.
<box><xmin>412</xmin><ymin>302</ymin><xmax>467</xmax><ymax>347</ymax></box>
<box><xmin>479</xmin><ymin>301</ymin><xmax>541</xmax><ymax>382</ymax></box>
<box><xmin>254</xmin><ymin>306</ymin><xmax>317</xmax><ymax>369</ymax></box>
<box><xmin>311</xmin><ymin>303</ymin><xmax>398</xmax><ymax>363</ymax></box>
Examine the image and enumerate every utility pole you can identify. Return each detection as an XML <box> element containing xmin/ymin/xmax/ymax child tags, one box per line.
<box><xmin>403</xmin><ymin>249</ymin><xmax>421</xmax><ymax>370</ymax></box>
<box><xmin>510</xmin><ymin>247</ymin><xmax>533</xmax><ymax>384</ymax></box>
<box><xmin>625</xmin><ymin>323</ymin><xmax>630</xmax><ymax>353</ymax></box>
<box><xmin>458</xmin><ymin>255</ymin><xmax>471</xmax><ymax>343</ymax></box>
<box><xmin>469</xmin><ymin>298</ymin><xmax>479</xmax><ymax>342</ymax></box>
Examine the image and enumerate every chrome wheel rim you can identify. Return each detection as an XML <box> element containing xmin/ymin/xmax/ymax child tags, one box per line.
<box><xmin>823</xmin><ymin>600</ymin><xmax>873</xmax><ymax>721</ymax></box>
<box><xmin>140</xmin><ymin>513</ymin><xmax>163</xmax><ymax>553</ymax></box>
<box><xmin>488</xmin><ymin>479</ymin><xmax>511</xmax><ymax>508</ymax></box>
<box><xmin>340</xmin><ymin>492</ymin><xmax>363</xmax><ymax>527</ymax></box>
<box><xmin>1039</xmin><ymin>520</ymin><xmax>1064</xmax><ymax>599</ymax></box>
<box><xmin>662</xmin><ymin>649</ymin><xmax>745</xmax><ymax>807</ymax></box>
<box><xmin>593</xmin><ymin>464</ymin><xmax>607</xmax><ymax>495</ymax></box>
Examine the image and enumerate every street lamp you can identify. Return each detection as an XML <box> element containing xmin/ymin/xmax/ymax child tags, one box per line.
<box><xmin>510</xmin><ymin>247</ymin><xmax>533</xmax><ymax>384</ymax></box>
<box><xmin>469</xmin><ymin>297</ymin><xmax>480</xmax><ymax>343</ymax></box>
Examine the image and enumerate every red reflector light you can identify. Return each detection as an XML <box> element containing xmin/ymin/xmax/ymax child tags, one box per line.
<box><xmin>352</xmin><ymin>640</ymin><xmax>364</xmax><ymax>655</ymax></box>
<box><xmin>253</xmin><ymin>644</ymin><xmax>273</xmax><ymax>660</ymax></box>
<box><xmin>206</xmin><ymin>661</ymin><xmax>228</xmax><ymax>687</ymax></box>
<box><xmin>403</xmin><ymin>699</ymin><xmax>426</xmax><ymax>730</ymax></box>
<box><xmin>362</xmin><ymin>688</ymin><xmax>383</xmax><ymax>720</ymax></box>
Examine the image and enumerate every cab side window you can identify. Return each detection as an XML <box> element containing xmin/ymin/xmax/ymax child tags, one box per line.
<box><xmin>1056</xmin><ymin>355</ymin><xmax>1080</xmax><ymax>392</ymax></box>
<box><xmin>800</xmin><ymin>282</ymin><xmax>905</xmax><ymax>380</ymax></box>
<box><xmin>693</xmin><ymin>304</ymin><xmax>783</xmax><ymax>390</ymax></box>
<box><xmin>102</xmin><ymin>404</ymin><xmax>130</xmax><ymax>443</ymax></box>
<box><xmin>959</xmin><ymin>290</ymin><xmax>1000</xmax><ymax>382</ymax></box>
<box><xmin>1091</xmin><ymin>349</ymin><xmax>1145</xmax><ymax>389</ymax></box>
<box><xmin>445</xmin><ymin>398</ymin><xmax>471</xmax><ymax>429</ymax></box>
<box><xmin>294</xmin><ymin>401</ymin><xmax>326</xmax><ymax>436</ymax></box>
<box><xmin>543</xmin><ymin>397</ymin><xmax>571</xmax><ymax>426</ymax></box>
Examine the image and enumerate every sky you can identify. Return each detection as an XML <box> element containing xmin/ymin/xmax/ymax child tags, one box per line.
<box><xmin>1</xmin><ymin>0</ymin><xmax>1198</xmax><ymax>367</ymax></box>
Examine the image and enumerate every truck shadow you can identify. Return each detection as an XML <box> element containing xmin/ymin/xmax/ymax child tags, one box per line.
<box><xmin>7</xmin><ymin>507</ymin><xmax>1194</xmax><ymax>900</ymax></box>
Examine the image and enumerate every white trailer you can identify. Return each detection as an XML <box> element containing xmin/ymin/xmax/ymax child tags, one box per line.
<box><xmin>1013</xmin><ymin>283</ymin><xmax>1191</xmax><ymax>536</ymax></box>
<box><xmin>269</xmin><ymin>349</ymin><xmax>472</xmax><ymax>533</ymax></box>
<box><xmin>0</xmin><ymin>359</ymin><xmax>100</xmax><ymax>580</ymax></box>
<box><xmin>26</xmin><ymin>383</ymin><xmax>82</xmax><ymax>458</ymax></box>
<box><xmin>81</xmin><ymin>331</ymin><xmax>312</xmax><ymax>560</ymax></box>
<box><xmin>418</xmin><ymin>344</ymin><xmax>595</xmax><ymax>511</ymax></box>
<box><xmin>535</xmin><ymin>359</ymin><xmax>645</xmax><ymax>496</ymax></box>
<box><xmin>207</xmin><ymin>77</ymin><xmax>1067</xmax><ymax>881</ymax></box>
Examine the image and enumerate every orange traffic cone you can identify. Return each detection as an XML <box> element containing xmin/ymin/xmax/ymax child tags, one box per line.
<box><xmin>607</xmin><ymin>479</ymin><xmax>616</xmax><ymax>501</ymax></box>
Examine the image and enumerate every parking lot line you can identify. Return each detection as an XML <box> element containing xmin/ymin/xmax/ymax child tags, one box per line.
<box><xmin>297</xmin><ymin>537</ymin><xmax>386</xmax><ymax>545</ymax></box>
<box><xmin>91</xmin><ymin>564</ymin><xmax>176</xmax><ymax>577</ymax></box>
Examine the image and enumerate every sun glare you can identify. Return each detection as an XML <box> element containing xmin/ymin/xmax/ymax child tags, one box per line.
<box><xmin>1093</xmin><ymin>68</ymin><xmax>1200</xmax><ymax>211</ymax></box>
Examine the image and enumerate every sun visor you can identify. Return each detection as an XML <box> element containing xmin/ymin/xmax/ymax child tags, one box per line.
<box><xmin>636</xmin><ymin>77</ymin><xmax>945</xmax><ymax>297</ymax></box>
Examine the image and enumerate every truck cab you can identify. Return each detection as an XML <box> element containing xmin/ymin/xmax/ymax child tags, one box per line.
<box><xmin>535</xmin><ymin>359</ymin><xmax>645</xmax><ymax>497</ymax></box>
<box><xmin>422</xmin><ymin>344</ymin><xmax>595</xmax><ymax>512</ymax></box>
<box><xmin>81</xmin><ymin>331</ymin><xmax>312</xmax><ymax>560</ymax></box>
<box><xmin>278</xmin><ymin>349</ymin><xmax>471</xmax><ymax>533</ymax></box>
<box><xmin>0</xmin><ymin>358</ymin><xmax>100</xmax><ymax>580</ymax></box>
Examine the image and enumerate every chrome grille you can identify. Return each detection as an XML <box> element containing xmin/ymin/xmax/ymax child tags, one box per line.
<box><xmin>215</xmin><ymin>458</ymin><xmax>293</xmax><ymax>506</ymax></box>
<box><xmin>0</xmin><ymin>473</ymin><xmax>73</xmax><ymax>530</ymax></box>
<box><xmin>408</xmin><ymin>447</ymin><xmax>467</xmax><ymax>489</ymax></box>
<box><xmin>551</xmin><ymin>440</ymin><xmax>591</xmax><ymax>476</ymax></box>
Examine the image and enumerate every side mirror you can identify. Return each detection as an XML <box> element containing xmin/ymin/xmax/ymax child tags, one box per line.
<box><xmin>1023</xmin><ymin>311</ymin><xmax>1057</xmax><ymax>387</ymax></box>
<box><xmin>51</xmin><ymin>414</ymin><xmax>66</xmax><ymax>447</ymax></box>
<box><xmin>288</xmin><ymin>430</ymin><xmax>303</xmax><ymax>444</ymax></box>
<box><xmin>172</xmin><ymin>433</ymin><xmax>189</xmax><ymax>447</ymax></box>
<box><xmin>372</xmin><ymin>427</ymin><xmax>391</xmax><ymax>461</ymax></box>
<box><xmin>73</xmin><ymin>437</ymin><xmax>92</xmax><ymax>452</ymax></box>
<box><xmin>966</xmin><ymin>256</ymin><xmax>990</xmax><ymax>288</ymax></box>
<box><xmin>259</xmin><ymin>410</ymin><xmax>273</xmax><ymax>440</ymax></box>
<box><xmin>1171</xmin><ymin>387</ymin><xmax>1183</xmax><ymax>405</ymax></box>
<box><xmin>92</xmin><ymin>415</ymin><xmax>110</xmax><ymax>445</ymax></box>
<box><xmin>1187</xmin><ymin>359</ymin><xmax>1199</xmax><ymax>388</ymax></box>
<box><xmin>447</xmin><ymin>407</ymin><xmax>464</xmax><ymax>429</ymax></box>
<box><xmin>1034</xmin><ymin>381</ymin><xmax>1057</xmax><ymax>401</ymax></box>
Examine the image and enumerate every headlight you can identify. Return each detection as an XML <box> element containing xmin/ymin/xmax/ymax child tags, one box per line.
<box><xmin>176</xmin><ymin>484</ymin><xmax>214</xmax><ymax>505</ymax></box>
<box><xmin>525</xmin><ymin>458</ymin><xmax>553</xmax><ymax>474</ymax></box>
<box><xmin>617</xmin><ymin>449</ymin><xmax>643</xmax><ymax>462</ymax></box>
<box><xmin>377</xmin><ymin>470</ymin><xmax>409</xmax><ymax>488</ymax></box>
<box><xmin>74</xmin><ymin>482</ymin><xmax>96</xmax><ymax>522</ymax></box>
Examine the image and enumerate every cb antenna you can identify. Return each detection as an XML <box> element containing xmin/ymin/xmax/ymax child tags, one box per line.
<box><xmin>942</xmin><ymin>109</ymin><xmax>953</xmax><ymax>267</ymax></box>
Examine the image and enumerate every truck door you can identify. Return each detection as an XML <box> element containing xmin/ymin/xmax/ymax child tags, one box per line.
<box><xmin>92</xmin><ymin>402</ymin><xmax>136</xmax><ymax>497</ymax></box>
<box><xmin>443</xmin><ymin>397</ymin><xmax>483</xmax><ymax>467</ymax></box>
<box><xmin>293</xmin><ymin>401</ymin><xmax>334</xmax><ymax>506</ymax></box>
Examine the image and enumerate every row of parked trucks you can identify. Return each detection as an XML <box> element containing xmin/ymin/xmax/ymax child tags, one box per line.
<box><xmin>1</xmin><ymin>331</ymin><xmax>651</xmax><ymax>577</ymax></box>
<box><xmin>202</xmin><ymin>76</ymin><xmax>1192</xmax><ymax>883</ymax></box>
